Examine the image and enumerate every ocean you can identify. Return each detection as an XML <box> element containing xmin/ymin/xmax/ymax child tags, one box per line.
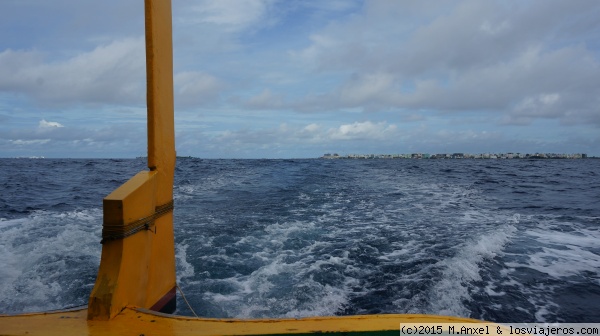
<box><xmin>0</xmin><ymin>158</ymin><xmax>599</xmax><ymax>322</ymax></box>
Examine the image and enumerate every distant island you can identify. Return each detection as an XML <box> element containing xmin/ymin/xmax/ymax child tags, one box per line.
<box><xmin>321</xmin><ymin>152</ymin><xmax>590</xmax><ymax>159</ymax></box>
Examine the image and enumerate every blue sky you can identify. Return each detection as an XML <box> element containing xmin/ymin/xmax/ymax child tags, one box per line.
<box><xmin>1</xmin><ymin>0</ymin><xmax>599</xmax><ymax>158</ymax></box>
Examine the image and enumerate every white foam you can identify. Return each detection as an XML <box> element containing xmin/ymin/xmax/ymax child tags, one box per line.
<box><xmin>298</xmin><ymin>193</ymin><xmax>311</xmax><ymax>201</ymax></box>
<box><xmin>176</xmin><ymin>243</ymin><xmax>195</xmax><ymax>282</ymax></box>
<box><xmin>506</xmin><ymin>226</ymin><xmax>600</xmax><ymax>279</ymax></box>
<box><xmin>282</xmin><ymin>284</ymin><xmax>350</xmax><ymax>318</ymax></box>
<box><xmin>0</xmin><ymin>209</ymin><xmax>102</xmax><ymax>313</ymax></box>
<box><xmin>534</xmin><ymin>303</ymin><xmax>559</xmax><ymax>322</ymax></box>
<box><xmin>171</xmin><ymin>168</ymin><xmax>599</xmax><ymax>320</ymax></box>
<box><xmin>484</xmin><ymin>284</ymin><xmax>506</xmax><ymax>297</ymax></box>
<box><xmin>378</xmin><ymin>240</ymin><xmax>420</xmax><ymax>261</ymax></box>
<box><xmin>427</xmin><ymin>223</ymin><xmax>517</xmax><ymax>316</ymax></box>
<box><xmin>184</xmin><ymin>214</ymin><xmax>360</xmax><ymax>319</ymax></box>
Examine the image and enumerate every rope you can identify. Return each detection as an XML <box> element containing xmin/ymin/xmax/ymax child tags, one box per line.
<box><xmin>101</xmin><ymin>200</ymin><xmax>174</xmax><ymax>244</ymax></box>
<box><xmin>46</xmin><ymin>304</ymin><xmax>88</xmax><ymax>312</ymax></box>
<box><xmin>176</xmin><ymin>283</ymin><xmax>198</xmax><ymax>317</ymax></box>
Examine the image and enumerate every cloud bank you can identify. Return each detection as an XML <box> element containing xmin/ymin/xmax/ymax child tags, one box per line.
<box><xmin>1</xmin><ymin>0</ymin><xmax>599</xmax><ymax>158</ymax></box>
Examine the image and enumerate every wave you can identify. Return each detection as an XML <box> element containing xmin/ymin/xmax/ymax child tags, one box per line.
<box><xmin>0</xmin><ymin>209</ymin><xmax>102</xmax><ymax>314</ymax></box>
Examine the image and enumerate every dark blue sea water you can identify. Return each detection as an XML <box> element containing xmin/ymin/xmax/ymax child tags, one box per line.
<box><xmin>1</xmin><ymin>158</ymin><xmax>599</xmax><ymax>322</ymax></box>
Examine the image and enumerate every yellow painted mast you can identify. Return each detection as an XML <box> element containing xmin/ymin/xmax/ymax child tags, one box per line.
<box><xmin>88</xmin><ymin>0</ymin><xmax>176</xmax><ymax>320</ymax></box>
<box><xmin>143</xmin><ymin>0</ymin><xmax>177</xmax><ymax>315</ymax></box>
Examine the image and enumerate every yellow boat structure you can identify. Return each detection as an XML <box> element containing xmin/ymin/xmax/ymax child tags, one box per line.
<box><xmin>0</xmin><ymin>1</ymin><xmax>493</xmax><ymax>334</ymax></box>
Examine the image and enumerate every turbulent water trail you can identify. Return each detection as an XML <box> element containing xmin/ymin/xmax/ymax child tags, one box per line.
<box><xmin>1</xmin><ymin>158</ymin><xmax>599</xmax><ymax>322</ymax></box>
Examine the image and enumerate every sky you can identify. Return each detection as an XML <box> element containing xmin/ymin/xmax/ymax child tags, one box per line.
<box><xmin>1</xmin><ymin>0</ymin><xmax>599</xmax><ymax>158</ymax></box>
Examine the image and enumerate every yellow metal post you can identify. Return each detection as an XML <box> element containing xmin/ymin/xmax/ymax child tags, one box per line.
<box><xmin>88</xmin><ymin>0</ymin><xmax>176</xmax><ymax>320</ymax></box>
<box><xmin>143</xmin><ymin>0</ymin><xmax>177</xmax><ymax>314</ymax></box>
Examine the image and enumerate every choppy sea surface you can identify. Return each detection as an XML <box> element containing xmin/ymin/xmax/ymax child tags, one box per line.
<box><xmin>1</xmin><ymin>158</ymin><xmax>599</xmax><ymax>322</ymax></box>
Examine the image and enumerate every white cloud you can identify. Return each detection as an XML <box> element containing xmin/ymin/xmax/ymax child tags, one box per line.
<box><xmin>338</xmin><ymin>73</ymin><xmax>395</xmax><ymax>106</ymax></box>
<box><xmin>174</xmin><ymin>71</ymin><xmax>224</xmax><ymax>107</ymax></box>
<box><xmin>0</xmin><ymin>38</ymin><xmax>145</xmax><ymax>106</ymax></box>
<box><xmin>286</xmin><ymin>1</ymin><xmax>600</xmax><ymax>125</ymax></box>
<box><xmin>2</xmin><ymin>0</ymin><xmax>600</xmax><ymax>158</ymax></box>
<box><xmin>480</xmin><ymin>19</ymin><xmax>511</xmax><ymax>36</ymax></box>
<box><xmin>1</xmin><ymin>120</ymin><xmax>146</xmax><ymax>157</ymax></box>
<box><xmin>328</xmin><ymin>121</ymin><xmax>397</xmax><ymax>141</ymax></box>
<box><xmin>10</xmin><ymin>139</ymin><xmax>51</xmax><ymax>145</ymax></box>
<box><xmin>513</xmin><ymin>93</ymin><xmax>561</xmax><ymax>117</ymax></box>
<box><xmin>291</xmin><ymin>34</ymin><xmax>339</xmax><ymax>66</ymax></box>
<box><xmin>244</xmin><ymin>89</ymin><xmax>284</xmax><ymax>109</ymax></box>
<box><xmin>185</xmin><ymin>0</ymin><xmax>276</xmax><ymax>32</ymax></box>
<box><xmin>182</xmin><ymin>120</ymin><xmax>397</xmax><ymax>153</ymax></box>
<box><xmin>301</xmin><ymin>1</ymin><xmax>359</xmax><ymax>13</ymax></box>
<box><xmin>39</xmin><ymin>119</ymin><xmax>64</xmax><ymax>128</ymax></box>
<box><xmin>303</xmin><ymin>123</ymin><xmax>320</xmax><ymax>133</ymax></box>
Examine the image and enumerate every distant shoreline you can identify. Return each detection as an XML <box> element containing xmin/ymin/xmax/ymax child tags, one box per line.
<box><xmin>2</xmin><ymin>155</ymin><xmax>598</xmax><ymax>160</ymax></box>
<box><xmin>320</xmin><ymin>153</ymin><xmax>591</xmax><ymax>160</ymax></box>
